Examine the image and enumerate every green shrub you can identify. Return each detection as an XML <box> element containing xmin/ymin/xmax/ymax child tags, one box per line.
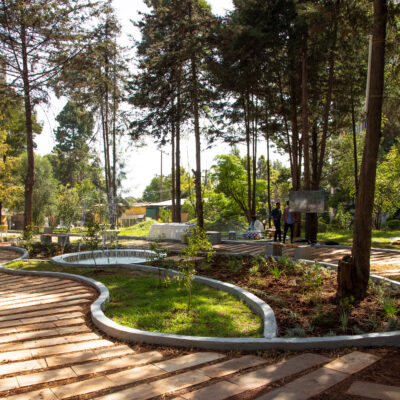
<box><xmin>385</xmin><ymin>219</ymin><xmax>400</xmax><ymax>230</ymax></box>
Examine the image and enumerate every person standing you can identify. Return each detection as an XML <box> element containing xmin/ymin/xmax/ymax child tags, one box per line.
<box><xmin>271</xmin><ymin>202</ymin><xmax>282</xmax><ymax>242</ymax></box>
<box><xmin>283</xmin><ymin>201</ymin><xmax>295</xmax><ymax>243</ymax></box>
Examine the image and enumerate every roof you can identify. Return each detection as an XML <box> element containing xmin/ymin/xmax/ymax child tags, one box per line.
<box><xmin>148</xmin><ymin>199</ymin><xmax>187</xmax><ymax>207</ymax></box>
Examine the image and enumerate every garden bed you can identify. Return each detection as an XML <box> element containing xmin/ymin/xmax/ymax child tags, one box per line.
<box><xmin>156</xmin><ymin>254</ymin><xmax>400</xmax><ymax>338</ymax></box>
<box><xmin>5</xmin><ymin>260</ymin><xmax>262</xmax><ymax>338</ymax></box>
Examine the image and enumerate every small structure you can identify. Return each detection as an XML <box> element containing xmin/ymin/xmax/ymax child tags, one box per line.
<box><xmin>145</xmin><ymin>199</ymin><xmax>188</xmax><ymax>222</ymax></box>
<box><xmin>148</xmin><ymin>223</ymin><xmax>191</xmax><ymax>241</ymax></box>
<box><xmin>119</xmin><ymin>203</ymin><xmax>149</xmax><ymax>227</ymax></box>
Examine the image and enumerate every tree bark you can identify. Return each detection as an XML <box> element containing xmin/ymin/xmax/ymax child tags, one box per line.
<box><xmin>301</xmin><ymin>39</ymin><xmax>311</xmax><ymax>242</ymax></box>
<box><xmin>245</xmin><ymin>94</ymin><xmax>251</xmax><ymax>222</ymax></box>
<box><xmin>171</xmin><ymin>121</ymin><xmax>176</xmax><ymax>222</ymax></box>
<box><xmin>351</xmin><ymin>85</ymin><xmax>359</xmax><ymax>197</ymax></box>
<box><xmin>341</xmin><ymin>0</ymin><xmax>387</xmax><ymax>300</ymax></box>
<box><xmin>176</xmin><ymin>74</ymin><xmax>182</xmax><ymax>222</ymax></box>
<box><xmin>21</xmin><ymin>24</ymin><xmax>34</xmax><ymax>231</ymax></box>
<box><xmin>191</xmin><ymin>59</ymin><xmax>203</xmax><ymax>227</ymax></box>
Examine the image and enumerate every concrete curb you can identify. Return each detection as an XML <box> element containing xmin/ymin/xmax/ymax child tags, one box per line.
<box><xmin>313</xmin><ymin>243</ymin><xmax>400</xmax><ymax>255</ymax></box>
<box><xmin>0</xmin><ymin>247</ymin><xmax>400</xmax><ymax>350</ymax></box>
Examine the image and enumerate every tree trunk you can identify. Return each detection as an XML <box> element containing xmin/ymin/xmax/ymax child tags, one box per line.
<box><xmin>251</xmin><ymin>95</ymin><xmax>258</xmax><ymax>218</ymax></box>
<box><xmin>191</xmin><ymin>56</ymin><xmax>203</xmax><ymax>228</ymax></box>
<box><xmin>301</xmin><ymin>40</ymin><xmax>311</xmax><ymax>242</ymax></box>
<box><xmin>176</xmin><ymin>76</ymin><xmax>182</xmax><ymax>223</ymax></box>
<box><xmin>171</xmin><ymin>121</ymin><xmax>176</xmax><ymax>222</ymax></box>
<box><xmin>245</xmin><ymin>94</ymin><xmax>251</xmax><ymax>222</ymax></box>
<box><xmin>340</xmin><ymin>0</ymin><xmax>387</xmax><ymax>300</ymax></box>
<box><xmin>351</xmin><ymin>85</ymin><xmax>359</xmax><ymax>197</ymax></box>
<box><xmin>266</xmin><ymin>118</ymin><xmax>272</xmax><ymax>229</ymax></box>
<box><xmin>21</xmin><ymin>24</ymin><xmax>34</xmax><ymax>231</ymax></box>
<box><xmin>289</xmin><ymin>56</ymin><xmax>301</xmax><ymax>238</ymax></box>
<box><xmin>308</xmin><ymin>124</ymin><xmax>319</xmax><ymax>243</ymax></box>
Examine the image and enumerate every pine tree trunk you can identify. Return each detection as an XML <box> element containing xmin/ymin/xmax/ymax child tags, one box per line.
<box><xmin>191</xmin><ymin>55</ymin><xmax>203</xmax><ymax>228</ymax></box>
<box><xmin>289</xmin><ymin>56</ymin><xmax>301</xmax><ymax>238</ymax></box>
<box><xmin>301</xmin><ymin>40</ymin><xmax>311</xmax><ymax>242</ymax></box>
<box><xmin>251</xmin><ymin>96</ymin><xmax>257</xmax><ymax>217</ymax></box>
<box><xmin>176</xmin><ymin>78</ymin><xmax>182</xmax><ymax>223</ymax></box>
<box><xmin>21</xmin><ymin>25</ymin><xmax>34</xmax><ymax>231</ymax></box>
<box><xmin>351</xmin><ymin>86</ymin><xmax>359</xmax><ymax>196</ymax></box>
<box><xmin>266</xmin><ymin>123</ymin><xmax>272</xmax><ymax>229</ymax></box>
<box><xmin>340</xmin><ymin>0</ymin><xmax>387</xmax><ymax>300</ymax></box>
<box><xmin>245</xmin><ymin>94</ymin><xmax>251</xmax><ymax>222</ymax></box>
<box><xmin>171</xmin><ymin>121</ymin><xmax>176</xmax><ymax>222</ymax></box>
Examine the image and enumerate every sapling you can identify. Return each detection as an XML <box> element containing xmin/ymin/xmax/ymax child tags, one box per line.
<box><xmin>177</xmin><ymin>227</ymin><xmax>213</xmax><ymax>312</ymax></box>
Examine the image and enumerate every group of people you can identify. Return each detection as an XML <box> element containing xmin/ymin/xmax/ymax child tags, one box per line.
<box><xmin>246</xmin><ymin>201</ymin><xmax>295</xmax><ymax>243</ymax></box>
<box><xmin>271</xmin><ymin>201</ymin><xmax>295</xmax><ymax>243</ymax></box>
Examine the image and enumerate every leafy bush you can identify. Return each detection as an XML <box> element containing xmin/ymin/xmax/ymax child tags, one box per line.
<box><xmin>118</xmin><ymin>220</ymin><xmax>158</xmax><ymax>236</ymax></box>
<box><xmin>385</xmin><ymin>219</ymin><xmax>400</xmax><ymax>230</ymax></box>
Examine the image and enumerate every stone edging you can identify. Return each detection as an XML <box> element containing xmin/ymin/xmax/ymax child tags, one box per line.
<box><xmin>0</xmin><ymin>246</ymin><xmax>400</xmax><ymax>350</ymax></box>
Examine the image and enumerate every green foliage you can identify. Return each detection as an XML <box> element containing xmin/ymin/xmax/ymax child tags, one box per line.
<box><xmin>148</xmin><ymin>238</ymin><xmax>169</xmax><ymax>287</ymax></box>
<box><xmin>18</xmin><ymin>154</ymin><xmax>58</xmax><ymax>226</ymax></box>
<box><xmin>159</xmin><ymin>207</ymin><xmax>172</xmax><ymax>223</ymax></box>
<box><xmin>338</xmin><ymin>296</ymin><xmax>354</xmax><ymax>333</ymax></box>
<box><xmin>118</xmin><ymin>220</ymin><xmax>158</xmax><ymax>237</ymax></box>
<box><xmin>228</xmin><ymin>256</ymin><xmax>243</xmax><ymax>274</ymax></box>
<box><xmin>177</xmin><ymin>226</ymin><xmax>214</xmax><ymax>312</ymax></box>
<box><xmin>82</xmin><ymin>217</ymin><xmax>102</xmax><ymax>256</ymax></box>
<box><xmin>57</xmin><ymin>185</ymin><xmax>80</xmax><ymax>230</ymax></box>
<box><xmin>383</xmin><ymin>296</ymin><xmax>399</xmax><ymax>319</ymax></box>
<box><xmin>0</xmin><ymin>126</ymin><xmax>23</xmax><ymax>211</ymax></box>
<box><xmin>249</xmin><ymin>265</ymin><xmax>259</xmax><ymax>276</ymax></box>
<box><xmin>51</xmin><ymin>101</ymin><xmax>97</xmax><ymax>187</ymax></box>
<box><xmin>269</xmin><ymin>264</ymin><xmax>286</xmax><ymax>279</ymax></box>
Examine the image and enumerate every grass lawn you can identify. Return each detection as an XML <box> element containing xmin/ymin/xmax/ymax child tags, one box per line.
<box><xmin>118</xmin><ymin>220</ymin><xmax>158</xmax><ymax>237</ymax></box>
<box><xmin>318</xmin><ymin>229</ymin><xmax>400</xmax><ymax>249</ymax></box>
<box><xmin>6</xmin><ymin>260</ymin><xmax>262</xmax><ymax>338</ymax></box>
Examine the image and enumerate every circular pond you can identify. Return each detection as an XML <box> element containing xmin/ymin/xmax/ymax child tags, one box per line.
<box><xmin>52</xmin><ymin>249</ymin><xmax>155</xmax><ymax>267</ymax></box>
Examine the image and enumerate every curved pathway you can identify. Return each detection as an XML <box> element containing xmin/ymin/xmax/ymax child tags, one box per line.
<box><xmin>0</xmin><ymin>248</ymin><xmax>399</xmax><ymax>399</ymax></box>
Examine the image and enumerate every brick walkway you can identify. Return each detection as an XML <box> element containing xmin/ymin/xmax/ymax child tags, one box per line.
<box><xmin>0</xmin><ymin>272</ymin><xmax>398</xmax><ymax>399</ymax></box>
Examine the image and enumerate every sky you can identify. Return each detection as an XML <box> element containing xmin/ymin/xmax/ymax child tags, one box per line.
<box><xmin>35</xmin><ymin>0</ymin><xmax>287</xmax><ymax>198</ymax></box>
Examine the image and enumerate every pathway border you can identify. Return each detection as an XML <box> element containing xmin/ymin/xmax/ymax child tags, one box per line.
<box><xmin>0</xmin><ymin>246</ymin><xmax>400</xmax><ymax>351</ymax></box>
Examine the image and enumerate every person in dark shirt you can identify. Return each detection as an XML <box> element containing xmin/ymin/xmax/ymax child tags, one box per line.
<box><xmin>271</xmin><ymin>202</ymin><xmax>282</xmax><ymax>242</ymax></box>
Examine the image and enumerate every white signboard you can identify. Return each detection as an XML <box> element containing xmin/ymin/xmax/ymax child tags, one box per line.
<box><xmin>289</xmin><ymin>191</ymin><xmax>325</xmax><ymax>213</ymax></box>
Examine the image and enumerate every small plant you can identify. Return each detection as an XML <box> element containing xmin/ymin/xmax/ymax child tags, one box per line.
<box><xmin>176</xmin><ymin>226</ymin><xmax>213</xmax><ymax>312</ymax></box>
<box><xmin>284</xmin><ymin>325</ymin><xmax>306</xmax><ymax>338</ymax></box>
<box><xmin>249</xmin><ymin>265</ymin><xmax>259</xmax><ymax>276</ymax></box>
<box><xmin>338</xmin><ymin>296</ymin><xmax>354</xmax><ymax>333</ymax></box>
<box><xmin>280</xmin><ymin>255</ymin><xmax>296</xmax><ymax>270</ymax></box>
<box><xmin>384</xmin><ymin>317</ymin><xmax>400</xmax><ymax>332</ymax></box>
<box><xmin>383</xmin><ymin>296</ymin><xmax>399</xmax><ymax>318</ymax></box>
<box><xmin>228</xmin><ymin>257</ymin><xmax>243</xmax><ymax>274</ymax></box>
<box><xmin>365</xmin><ymin>310</ymin><xmax>379</xmax><ymax>331</ymax></box>
<box><xmin>82</xmin><ymin>217</ymin><xmax>102</xmax><ymax>266</ymax></box>
<box><xmin>269</xmin><ymin>264</ymin><xmax>286</xmax><ymax>279</ymax></box>
<box><xmin>23</xmin><ymin>224</ymin><xmax>34</xmax><ymax>241</ymax></box>
<box><xmin>148</xmin><ymin>237</ymin><xmax>168</xmax><ymax>287</ymax></box>
<box><xmin>252</xmin><ymin>254</ymin><xmax>267</xmax><ymax>270</ymax></box>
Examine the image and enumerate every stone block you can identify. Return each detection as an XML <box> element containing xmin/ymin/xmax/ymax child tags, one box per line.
<box><xmin>266</xmin><ymin>242</ymin><xmax>282</xmax><ymax>257</ymax></box>
<box><xmin>207</xmin><ymin>231</ymin><xmax>221</xmax><ymax>244</ymax></box>
<box><xmin>228</xmin><ymin>231</ymin><xmax>236</xmax><ymax>240</ymax></box>
<box><xmin>294</xmin><ymin>245</ymin><xmax>313</xmax><ymax>260</ymax></box>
